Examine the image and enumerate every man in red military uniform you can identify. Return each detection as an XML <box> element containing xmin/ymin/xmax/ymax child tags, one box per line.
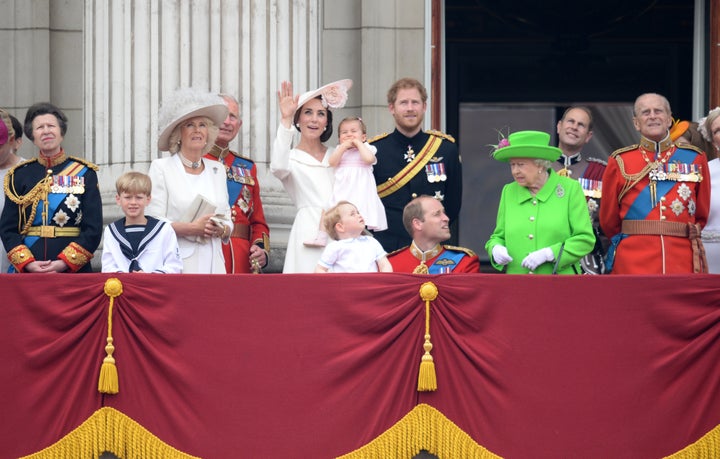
<box><xmin>205</xmin><ymin>94</ymin><xmax>269</xmax><ymax>273</ymax></box>
<box><xmin>600</xmin><ymin>93</ymin><xmax>710</xmax><ymax>274</ymax></box>
<box><xmin>388</xmin><ymin>195</ymin><xmax>478</xmax><ymax>273</ymax></box>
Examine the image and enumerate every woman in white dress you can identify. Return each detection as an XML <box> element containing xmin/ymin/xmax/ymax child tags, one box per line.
<box><xmin>700</xmin><ymin>108</ymin><xmax>720</xmax><ymax>273</ymax></box>
<box><xmin>271</xmin><ymin>79</ymin><xmax>352</xmax><ymax>273</ymax></box>
<box><xmin>147</xmin><ymin>88</ymin><xmax>232</xmax><ymax>274</ymax></box>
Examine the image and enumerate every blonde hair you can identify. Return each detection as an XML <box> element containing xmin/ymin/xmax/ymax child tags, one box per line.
<box><xmin>338</xmin><ymin>117</ymin><xmax>367</xmax><ymax>136</ymax></box>
<box><xmin>115</xmin><ymin>171</ymin><xmax>152</xmax><ymax>195</ymax></box>
<box><xmin>0</xmin><ymin>109</ymin><xmax>15</xmax><ymax>143</ymax></box>
<box><xmin>323</xmin><ymin>201</ymin><xmax>354</xmax><ymax>240</ymax></box>
<box><xmin>167</xmin><ymin>116</ymin><xmax>219</xmax><ymax>154</ymax></box>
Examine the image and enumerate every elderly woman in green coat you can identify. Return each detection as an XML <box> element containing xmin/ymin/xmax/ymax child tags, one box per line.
<box><xmin>485</xmin><ymin>130</ymin><xmax>594</xmax><ymax>274</ymax></box>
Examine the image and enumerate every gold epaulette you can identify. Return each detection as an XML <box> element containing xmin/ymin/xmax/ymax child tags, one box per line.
<box><xmin>442</xmin><ymin>245</ymin><xmax>476</xmax><ymax>257</ymax></box>
<box><xmin>387</xmin><ymin>246</ymin><xmax>409</xmax><ymax>257</ymax></box>
<box><xmin>68</xmin><ymin>156</ymin><xmax>100</xmax><ymax>171</ymax></box>
<box><xmin>587</xmin><ymin>157</ymin><xmax>608</xmax><ymax>166</ymax></box>
<box><xmin>368</xmin><ymin>132</ymin><xmax>389</xmax><ymax>144</ymax></box>
<box><xmin>7</xmin><ymin>157</ymin><xmax>36</xmax><ymax>175</ymax></box>
<box><xmin>609</xmin><ymin>145</ymin><xmax>638</xmax><ymax>159</ymax></box>
<box><xmin>426</xmin><ymin>130</ymin><xmax>455</xmax><ymax>143</ymax></box>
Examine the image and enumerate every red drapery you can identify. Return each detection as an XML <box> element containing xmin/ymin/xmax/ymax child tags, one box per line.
<box><xmin>1</xmin><ymin>273</ymin><xmax>719</xmax><ymax>458</ymax></box>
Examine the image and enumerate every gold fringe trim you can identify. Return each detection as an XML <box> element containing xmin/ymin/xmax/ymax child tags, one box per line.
<box><xmin>337</xmin><ymin>403</ymin><xmax>502</xmax><ymax>459</ymax></box>
<box><xmin>20</xmin><ymin>407</ymin><xmax>200</xmax><ymax>459</ymax></box>
<box><xmin>98</xmin><ymin>278</ymin><xmax>123</xmax><ymax>395</ymax></box>
<box><xmin>418</xmin><ymin>282</ymin><xmax>438</xmax><ymax>392</ymax></box>
<box><xmin>664</xmin><ymin>423</ymin><xmax>720</xmax><ymax>458</ymax></box>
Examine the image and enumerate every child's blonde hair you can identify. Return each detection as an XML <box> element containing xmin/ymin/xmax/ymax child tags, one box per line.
<box><xmin>337</xmin><ymin>117</ymin><xmax>367</xmax><ymax>136</ymax></box>
<box><xmin>115</xmin><ymin>171</ymin><xmax>152</xmax><ymax>195</ymax></box>
<box><xmin>323</xmin><ymin>200</ymin><xmax>354</xmax><ymax>240</ymax></box>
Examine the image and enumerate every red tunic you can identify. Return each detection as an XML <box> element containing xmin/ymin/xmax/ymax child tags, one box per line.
<box><xmin>388</xmin><ymin>244</ymin><xmax>479</xmax><ymax>273</ymax></box>
<box><xmin>600</xmin><ymin>137</ymin><xmax>710</xmax><ymax>274</ymax></box>
<box><xmin>205</xmin><ymin>148</ymin><xmax>269</xmax><ymax>273</ymax></box>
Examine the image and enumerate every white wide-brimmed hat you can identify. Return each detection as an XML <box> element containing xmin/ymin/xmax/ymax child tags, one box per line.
<box><xmin>157</xmin><ymin>88</ymin><xmax>229</xmax><ymax>151</ymax></box>
<box><xmin>296</xmin><ymin>79</ymin><xmax>353</xmax><ymax>113</ymax></box>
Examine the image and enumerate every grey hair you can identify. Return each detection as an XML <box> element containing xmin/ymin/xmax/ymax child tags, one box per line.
<box><xmin>633</xmin><ymin>93</ymin><xmax>671</xmax><ymax>117</ymax></box>
<box><xmin>533</xmin><ymin>159</ymin><xmax>552</xmax><ymax>169</ymax></box>
<box><xmin>219</xmin><ymin>93</ymin><xmax>239</xmax><ymax>106</ymax></box>
<box><xmin>168</xmin><ymin>116</ymin><xmax>219</xmax><ymax>154</ymax></box>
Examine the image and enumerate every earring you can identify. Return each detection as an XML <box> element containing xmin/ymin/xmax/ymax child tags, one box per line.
<box><xmin>323</xmin><ymin>127</ymin><xmax>327</xmax><ymax>131</ymax></box>
<box><xmin>177</xmin><ymin>140</ymin><xmax>181</xmax><ymax>145</ymax></box>
<box><xmin>295</xmin><ymin>123</ymin><xmax>300</xmax><ymax>128</ymax></box>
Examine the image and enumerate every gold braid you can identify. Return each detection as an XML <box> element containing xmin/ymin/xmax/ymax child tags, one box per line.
<box><xmin>616</xmin><ymin>155</ymin><xmax>654</xmax><ymax>203</ymax></box>
<box><xmin>4</xmin><ymin>168</ymin><xmax>53</xmax><ymax>235</ymax></box>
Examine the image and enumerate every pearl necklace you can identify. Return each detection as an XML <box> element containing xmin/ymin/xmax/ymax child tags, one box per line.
<box><xmin>179</xmin><ymin>153</ymin><xmax>202</xmax><ymax>169</ymax></box>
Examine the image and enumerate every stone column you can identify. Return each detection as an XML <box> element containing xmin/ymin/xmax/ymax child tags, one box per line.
<box><xmin>84</xmin><ymin>0</ymin><xmax>322</xmax><ymax>270</ymax></box>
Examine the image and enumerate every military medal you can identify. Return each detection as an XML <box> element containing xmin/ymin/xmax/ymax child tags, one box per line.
<box><xmin>404</xmin><ymin>145</ymin><xmax>415</xmax><ymax>162</ymax></box>
<box><xmin>648</xmin><ymin>164</ymin><xmax>659</xmax><ymax>208</ymax></box>
<box><xmin>425</xmin><ymin>164</ymin><xmax>436</xmax><ymax>182</ymax></box>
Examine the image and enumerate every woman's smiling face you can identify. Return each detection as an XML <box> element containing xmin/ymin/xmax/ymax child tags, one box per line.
<box><xmin>296</xmin><ymin>98</ymin><xmax>328</xmax><ymax>139</ymax></box>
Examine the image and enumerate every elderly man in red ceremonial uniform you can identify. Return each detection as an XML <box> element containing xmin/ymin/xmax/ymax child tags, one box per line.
<box><xmin>204</xmin><ymin>94</ymin><xmax>269</xmax><ymax>273</ymax></box>
<box><xmin>388</xmin><ymin>195</ymin><xmax>478</xmax><ymax>273</ymax></box>
<box><xmin>600</xmin><ymin>93</ymin><xmax>710</xmax><ymax>274</ymax></box>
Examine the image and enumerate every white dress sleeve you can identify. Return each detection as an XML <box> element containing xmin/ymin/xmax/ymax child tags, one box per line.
<box><xmin>270</xmin><ymin>124</ymin><xmax>298</xmax><ymax>180</ymax></box>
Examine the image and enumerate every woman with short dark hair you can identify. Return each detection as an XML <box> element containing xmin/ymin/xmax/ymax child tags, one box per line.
<box><xmin>0</xmin><ymin>102</ymin><xmax>103</xmax><ymax>272</ymax></box>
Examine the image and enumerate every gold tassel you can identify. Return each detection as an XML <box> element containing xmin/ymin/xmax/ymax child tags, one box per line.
<box><xmin>338</xmin><ymin>404</ymin><xmax>502</xmax><ymax>458</ymax></box>
<box><xmin>20</xmin><ymin>407</ymin><xmax>202</xmax><ymax>459</ymax></box>
<box><xmin>98</xmin><ymin>278</ymin><xmax>123</xmax><ymax>395</ymax></box>
<box><xmin>417</xmin><ymin>282</ymin><xmax>438</xmax><ymax>392</ymax></box>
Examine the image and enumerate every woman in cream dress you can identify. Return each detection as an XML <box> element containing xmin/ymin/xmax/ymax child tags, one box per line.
<box><xmin>271</xmin><ymin>79</ymin><xmax>351</xmax><ymax>273</ymax></box>
<box><xmin>147</xmin><ymin>88</ymin><xmax>232</xmax><ymax>274</ymax></box>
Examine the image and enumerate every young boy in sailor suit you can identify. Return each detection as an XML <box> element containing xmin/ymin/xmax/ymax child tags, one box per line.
<box><xmin>102</xmin><ymin>172</ymin><xmax>182</xmax><ymax>273</ymax></box>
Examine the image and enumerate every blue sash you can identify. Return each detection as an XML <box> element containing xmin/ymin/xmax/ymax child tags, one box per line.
<box><xmin>625</xmin><ymin>148</ymin><xmax>696</xmax><ymax>220</ymax></box>
<box><xmin>428</xmin><ymin>250</ymin><xmax>465</xmax><ymax>274</ymax></box>
<box><xmin>226</xmin><ymin>157</ymin><xmax>253</xmax><ymax>207</ymax></box>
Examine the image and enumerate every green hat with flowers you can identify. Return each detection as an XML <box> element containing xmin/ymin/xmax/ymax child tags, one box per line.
<box><xmin>492</xmin><ymin>130</ymin><xmax>562</xmax><ymax>162</ymax></box>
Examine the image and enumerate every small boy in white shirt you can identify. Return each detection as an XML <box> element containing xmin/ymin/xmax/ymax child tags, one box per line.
<box><xmin>102</xmin><ymin>172</ymin><xmax>183</xmax><ymax>273</ymax></box>
<box><xmin>315</xmin><ymin>201</ymin><xmax>392</xmax><ymax>273</ymax></box>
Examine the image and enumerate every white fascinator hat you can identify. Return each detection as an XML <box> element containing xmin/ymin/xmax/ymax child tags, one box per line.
<box><xmin>157</xmin><ymin>88</ymin><xmax>229</xmax><ymax>151</ymax></box>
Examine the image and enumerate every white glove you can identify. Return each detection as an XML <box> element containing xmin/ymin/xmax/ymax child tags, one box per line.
<box><xmin>491</xmin><ymin>245</ymin><xmax>513</xmax><ymax>266</ymax></box>
<box><xmin>521</xmin><ymin>247</ymin><xmax>554</xmax><ymax>270</ymax></box>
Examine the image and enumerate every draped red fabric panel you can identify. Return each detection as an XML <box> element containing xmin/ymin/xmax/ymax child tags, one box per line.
<box><xmin>1</xmin><ymin>273</ymin><xmax>719</xmax><ymax>458</ymax></box>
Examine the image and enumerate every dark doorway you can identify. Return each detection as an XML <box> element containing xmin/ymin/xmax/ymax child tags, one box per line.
<box><xmin>445</xmin><ymin>0</ymin><xmax>698</xmax><ymax>137</ymax></box>
<box><xmin>445</xmin><ymin>0</ymin><xmax>698</xmax><ymax>260</ymax></box>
